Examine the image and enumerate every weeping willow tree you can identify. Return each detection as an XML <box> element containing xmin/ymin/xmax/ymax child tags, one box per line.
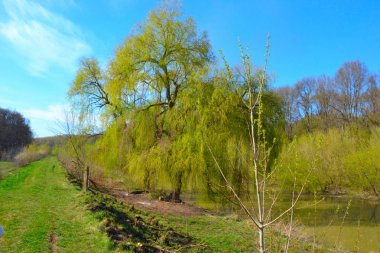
<box><xmin>67</xmin><ymin>1</ymin><xmax>284</xmax><ymax>204</ymax></box>
<box><xmin>194</xmin><ymin>56</ymin><xmax>284</xmax><ymax>204</ymax></box>
<box><xmin>68</xmin><ymin>1</ymin><xmax>213</xmax><ymax>201</ymax></box>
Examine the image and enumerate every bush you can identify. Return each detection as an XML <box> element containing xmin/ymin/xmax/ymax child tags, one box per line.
<box><xmin>344</xmin><ymin>146</ymin><xmax>380</xmax><ymax>195</ymax></box>
<box><xmin>14</xmin><ymin>144</ymin><xmax>50</xmax><ymax>166</ymax></box>
<box><xmin>277</xmin><ymin>127</ymin><xmax>378</xmax><ymax>194</ymax></box>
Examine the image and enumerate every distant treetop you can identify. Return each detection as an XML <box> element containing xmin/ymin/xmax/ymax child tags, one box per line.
<box><xmin>0</xmin><ymin>108</ymin><xmax>33</xmax><ymax>160</ymax></box>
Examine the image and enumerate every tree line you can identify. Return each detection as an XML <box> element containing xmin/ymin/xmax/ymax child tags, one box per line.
<box><xmin>61</xmin><ymin>1</ymin><xmax>380</xmax><ymax>203</ymax></box>
<box><xmin>275</xmin><ymin>62</ymin><xmax>380</xmax><ymax>195</ymax></box>
<box><xmin>276</xmin><ymin>61</ymin><xmax>380</xmax><ymax>138</ymax></box>
<box><xmin>0</xmin><ymin>108</ymin><xmax>32</xmax><ymax>160</ymax></box>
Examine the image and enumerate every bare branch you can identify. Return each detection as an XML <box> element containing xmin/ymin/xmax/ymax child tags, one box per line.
<box><xmin>207</xmin><ymin>145</ymin><xmax>260</xmax><ymax>228</ymax></box>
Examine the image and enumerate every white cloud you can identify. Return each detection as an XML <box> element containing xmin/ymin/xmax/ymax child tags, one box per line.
<box><xmin>20</xmin><ymin>104</ymin><xmax>70</xmax><ymax>137</ymax></box>
<box><xmin>21</xmin><ymin>104</ymin><xmax>67</xmax><ymax>122</ymax></box>
<box><xmin>0</xmin><ymin>0</ymin><xmax>90</xmax><ymax>75</ymax></box>
<box><xmin>21</xmin><ymin>104</ymin><xmax>103</xmax><ymax>137</ymax></box>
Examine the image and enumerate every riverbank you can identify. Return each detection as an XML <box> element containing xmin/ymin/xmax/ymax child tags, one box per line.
<box><xmin>99</xmin><ymin>185</ymin><xmax>379</xmax><ymax>252</ymax></box>
<box><xmin>0</xmin><ymin>157</ymin><xmax>328</xmax><ymax>252</ymax></box>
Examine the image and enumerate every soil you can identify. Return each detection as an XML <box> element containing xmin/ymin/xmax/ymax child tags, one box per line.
<box><xmin>48</xmin><ymin>231</ymin><xmax>57</xmax><ymax>253</ymax></box>
<box><xmin>85</xmin><ymin>176</ymin><xmax>209</xmax><ymax>217</ymax></box>
<box><xmin>85</xmin><ymin>192</ymin><xmax>205</xmax><ymax>252</ymax></box>
<box><xmin>108</xmin><ymin>189</ymin><xmax>208</xmax><ymax>217</ymax></box>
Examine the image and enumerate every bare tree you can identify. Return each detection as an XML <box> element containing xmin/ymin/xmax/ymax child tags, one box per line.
<box><xmin>276</xmin><ymin>86</ymin><xmax>298</xmax><ymax>139</ymax></box>
<box><xmin>314</xmin><ymin>75</ymin><xmax>334</xmax><ymax>130</ymax></box>
<box><xmin>294</xmin><ymin>77</ymin><xmax>316</xmax><ymax>133</ymax></box>
<box><xmin>211</xmin><ymin>40</ymin><xmax>310</xmax><ymax>253</ymax></box>
<box><xmin>363</xmin><ymin>74</ymin><xmax>380</xmax><ymax>125</ymax></box>
<box><xmin>334</xmin><ymin>61</ymin><xmax>368</xmax><ymax>124</ymax></box>
<box><xmin>277</xmin><ymin>61</ymin><xmax>378</xmax><ymax>134</ymax></box>
<box><xmin>58</xmin><ymin>110</ymin><xmax>96</xmax><ymax>192</ymax></box>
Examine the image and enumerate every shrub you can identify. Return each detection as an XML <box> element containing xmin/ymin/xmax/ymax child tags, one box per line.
<box><xmin>277</xmin><ymin>127</ymin><xmax>377</xmax><ymax>194</ymax></box>
<box><xmin>344</xmin><ymin>146</ymin><xmax>380</xmax><ymax>196</ymax></box>
<box><xmin>14</xmin><ymin>144</ymin><xmax>50</xmax><ymax>166</ymax></box>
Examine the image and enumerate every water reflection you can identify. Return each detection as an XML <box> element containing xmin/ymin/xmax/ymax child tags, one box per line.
<box><xmin>286</xmin><ymin>196</ymin><xmax>380</xmax><ymax>226</ymax></box>
<box><xmin>186</xmin><ymin>193</ymin><xmax>380</xmax><ymax>226</ymax></box>
<box><xmin>184</xmin><ymin>193</ymin><xmax>380</xmax><ymax>251</ymax></box>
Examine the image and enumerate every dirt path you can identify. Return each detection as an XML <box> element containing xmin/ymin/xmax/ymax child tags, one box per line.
<box><xmin>108</xmin><ymin>189</ymin><xmax>208</xmax><ymax>216</ymax></box>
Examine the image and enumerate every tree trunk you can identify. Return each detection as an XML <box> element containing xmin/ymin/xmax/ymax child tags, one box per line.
<box><xmin>364</xmin><ymin>173</ymin><xmax>378</xmax><ymax>196</ymax></box>
<box><xmin>370</xmin><ymin>182</ymin><xmax>378</xmax><ymax>196</ymax></box>
<box><xmin>170</xmin><ymin>176</ymin><xmax>182</xmax><ymax>202</ymax></box>
<box><xmin>259</xmin><ymin>225</ymin><xmax>265</xmax><ymax>253</ymax></box>
<box><xmin>170</xmin><ymin>189</ymin><xmax>181</xmax><ymax>202</ymax></box>
<box><xmin>83</xmin><ymin>165</ymin><xmax>89</xmax><ymax>192</ymax></box>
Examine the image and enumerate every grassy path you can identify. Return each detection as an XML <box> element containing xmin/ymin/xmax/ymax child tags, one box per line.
<box><xmin>0</xmin><ymin>157</ymin><xmax>111</xmax><ymax>253</ymax></box>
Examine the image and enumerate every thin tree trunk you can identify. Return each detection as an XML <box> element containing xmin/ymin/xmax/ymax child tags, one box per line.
<box><xmin>259</xmin><ymin>225</ymin><xmax>265</xmax><ymax>253</ymax></box>
<box><xmin>83</xmin><ymin>165</ymin><xmax>89</xmax><ymax>192</ymax></box>
<box><xmin>170</xmin><ymin>173</ymin><xmax>183</xmax><ymax>202</ymax></box>
<box><xmin>369</xmin><ymin>182</ymin><xmax>378</xmax><ymax>196</ymax></box>
<box><xmin>364</xmin><ymin>173</ymin><xmax>378</xmax><ymax>196</ymax></box>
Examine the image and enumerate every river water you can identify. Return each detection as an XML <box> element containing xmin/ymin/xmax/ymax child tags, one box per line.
<box><xmin>187</xmin><ymin>194</ymin><xmax>380</xmax><ymax>252</ymax></box>
<box><xmin>292</xmin><ymin>196</ymin><xmax>380</xmax><ymax>252</ymax></box>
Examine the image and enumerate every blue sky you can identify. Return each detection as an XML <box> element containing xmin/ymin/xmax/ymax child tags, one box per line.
<box><xmin>0</xmin><ymin>0</ymin><xmax>379</xmax><ymax>137</ymax></box>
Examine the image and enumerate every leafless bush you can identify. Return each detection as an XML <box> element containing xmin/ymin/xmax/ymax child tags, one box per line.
<box><xmin>14</xmin><ymin>144</ymin><xmax>50</xmax><ymax>166</ymax></box>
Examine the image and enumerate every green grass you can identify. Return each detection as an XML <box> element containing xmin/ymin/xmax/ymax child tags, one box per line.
<box><xmin>0</xmin><ymin>161</ymin><xmax>16</xmax><ymax>181</ymax></box>
<box><xmin>155</xmin><ymin>213</ymin><xmax>326</xmax><ymax>252</ymax></box>
<box><xmin>0</xmin><ymin>161</ymin><xmax>14</xmax><ymax>168</ymax></box>
<box><xmin>0</xmin><ymin>157</ymin><xmax>112</xmax><ymax>253</ymax></box>
<box><xmin>0</xmin><ymin>161</ymin><xmax>14</xmax><ymax>172</ymax></box>
<box><xmin>156</xmin><ymin>214</ymin><xmax>256</xmax><ymax>252</ymax></box>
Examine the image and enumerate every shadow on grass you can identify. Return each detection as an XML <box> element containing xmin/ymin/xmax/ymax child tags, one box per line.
<box><xmin>84</xmin><ymin>192</ymin><xmax>208</xmax><ymax>252</ymax></box>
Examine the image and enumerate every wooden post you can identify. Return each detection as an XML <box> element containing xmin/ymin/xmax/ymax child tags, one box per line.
<box><xmin>83</xmin><ymin>165</ymin><xmax>89</xmax><ymax>192</ymax></box>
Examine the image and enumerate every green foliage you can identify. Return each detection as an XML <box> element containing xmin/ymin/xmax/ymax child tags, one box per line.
<box><xmin>344</xmin><ymin>146</ymin><xmax>380</xmax><ymax>195</ymax></box>
<box><xmin>90</xmin><ymin>117</ymin><xmax>129</xmax><ymax>176</ymax></box>
<box><xmin>67</xmin><ymin>1</ymin><xmax>216</xmax><ymax>199</ymax></box>
<box><xmin>69</xmin><ymin>58</ymin><xmax>102</xmax><ymax>100</ymax></box>
<box><xmin>104</xmin><ymin>0</ymin><xmax>213</xmax><ymax>118</ymax></box>
<box><xmin>278</xmin><ymin>127</ymin><xmax>380</xmax><ymax>194</ymax></box>
<box><xmin>66</xmin><ymin>2</ymin><xmax>283</xmax><ymax>203</ymax></box>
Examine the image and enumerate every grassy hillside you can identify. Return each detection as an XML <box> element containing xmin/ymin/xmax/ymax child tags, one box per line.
<box><xmin>0</xmin><ymin>157</ymin><xmax>112</xmax><ymax>253</ymax></box>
